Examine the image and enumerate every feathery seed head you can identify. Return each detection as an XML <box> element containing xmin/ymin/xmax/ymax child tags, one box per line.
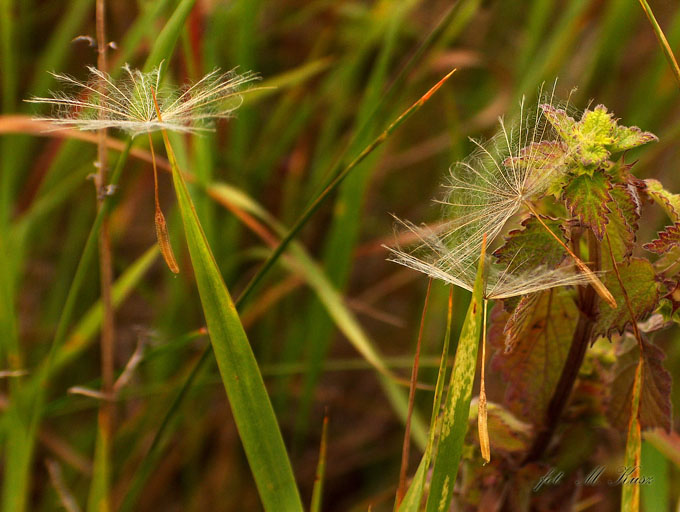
<box><xmin>387</xmin><ymin>85</ymin><xmax>594</xmax><ymax>299</ymax></box>
<box><xmin>27</xmin><ymin>64</ymin><xmax>259</xmax><ymax>137</ymax></box>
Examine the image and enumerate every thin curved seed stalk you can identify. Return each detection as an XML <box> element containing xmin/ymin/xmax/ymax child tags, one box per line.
<box><xmin>148</xmin><ymin>130</ymin><xmax>179</xmax><ymax>273</ymax></box>
<box><xmin>525</xmin><ymin>201</ymin><xmax>616</xmax><ymax>308</ymax></box>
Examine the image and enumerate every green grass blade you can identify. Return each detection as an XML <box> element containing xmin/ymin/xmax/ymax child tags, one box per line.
<box><xmin>1</xmin><ymin>139</ymin><xmax>132</xmax><ymax>512</ymax></box>
<box><xmin>143</xmin><ymin>0</ymin><xmax>196</xmax><ymax>74</ymax></box>
<box><xmin>310</xmin><ymin>412</ymin><xmax>329</xmax><ymax>512</ymax></box>
<box><xmin>621</xmin><ymin>358</ymin><xmax>643</xmax><ymax>512</ymax></box>
<box><xmin>158</xmin><ymin>131</ymin><xmax>303</xmax><ymax>512</ymax></box>
<box><xmin>237</xmin><ymin>69</ymin><xmax>456</xmax><ymax>307</ymax></box>
<box><xmin>398</xmin><ymin>287</ymin><xmax>454</xmax><ymax>512</ymax></box>
<box><xmin>638</xmin><ymin>0</ymin><xmax>680</xmax><ymax>88</ymax></box>
<box><xmin>425</xmin><ymin>243</ymin><xmax>486</xmax><ymax>512</ymax></box>
<box><xmin>641</xmin><ymin>440</ymin><xmax>669</xmax><ymax>512</ymax></box>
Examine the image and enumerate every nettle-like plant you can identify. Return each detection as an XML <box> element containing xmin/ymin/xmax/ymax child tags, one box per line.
<box><xmin>391</xmin><ymin>90</ymin><xmax>677</xmax><ymax>510</ymax></box>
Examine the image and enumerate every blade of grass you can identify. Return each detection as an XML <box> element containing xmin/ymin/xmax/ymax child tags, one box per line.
<box><xmin>424</xmin><ymin>236</ymin><xmax>486</xmax><ymax>512</ymax></box>
<box><xmin>143</xmin><ymin>0</ymin><xmax>196</xmax><ymax>74</ymax></box>
<box><xmin>1</xmin><ymin>140</ymin><xmax>131</xmax><ymax>512</ymax></box>
<box><xmin>396</xmin><ymin>279</ymin><xmax>432</xmax><ymax>506</ymax></box>
<box><xmin>397</xmin><ymin>286</ymin><xmax>455</xmax><ymax>512</ymax></box>
<box><xmin>121</xmin><ymin>70</ymin><xmax>453</xmax><ymax>509</ymax></box>
<box><xmin>638</xmin><ymin>0</ymin><xmax>680</xmax><ymax>88</ymax></box>
<box><xmin>641</xmin><ymin>440</ymin><xmax>669</xmax><ymax>512</ymax></box>
<box><xmin>238</xmin><ymin>69</ymin><xmax>455</xmax><ymax>308</ymax></box>
<box><xmin>621</xmin><ymin>358</ymin><xmax>643</xmax><ymax>512</ymax></box>
<box><xmin>310</xmin><ymin>411</ymin><xmax>329</xmax><ymax>512</ymax></box>
<box><xmin>154</xmin><ymin>99</ymin><xmax>303</xmax><ymax>511</ymax></box>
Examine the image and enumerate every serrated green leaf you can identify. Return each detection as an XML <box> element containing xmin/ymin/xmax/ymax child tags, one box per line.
<box><xmin>594</xmin><ymin>258</ymin><xmax>660</xmax><ymax>338</ymax></box>
<box><xmin>493</xmin><ymin>214</ymin><xmax>567</xmax><ymax>274</ymax></box>
<box><xmin>575</xmin><ymin>105</ymin><xmax>615</xmax><ymax>166</ymax></box>
<box><xmin>563</xmin><ymin>171</ymin><xmax>612</xmax><ymax>239</ymax></box>
<box><xmin>425</xmin><ymin>242</ymin><xmax>485</xmax><ymax>512</ymax></box>
<box><xmin>644</xmin><ymin>179</ymin><xmax>680</xmax><ymax>222</ymax></box>
<box><xmin>489</xmin><ymin>288</ymin><xmax>579</xmax><ymax>424</ymax></box>
<box><xmin>611</xmin><ymin>124</ymin><xmax>658</xmax><ymax>152</ymax></box>
<box><xmin>644</xmin><ymin>222</ymin><xmax>680</xmax><ymax>255</ymax></box>
<box><xmin>540</xmin><ymin>104</ymin><xmax>577</xmax><ymax>142</ymax></box>
<box><xmin>606</xmin><ymin>184</ymin><xmax>640</xmax><ymax>260</ymax></box>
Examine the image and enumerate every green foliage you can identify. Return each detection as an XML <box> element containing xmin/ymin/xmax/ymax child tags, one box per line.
<box><xmin>593</xmin><ymin>258</ymin><xmax>660</xmax><ymax>338</ymax></box>
<box><xmin>425</xmin><ymin>244</ymin><xmax>485</xmax><ymax>512</ymax></box>
<box><xmin>563</xmin><ymin>171</ymin><xmax>612</xmax><ymax>238</ymax></box>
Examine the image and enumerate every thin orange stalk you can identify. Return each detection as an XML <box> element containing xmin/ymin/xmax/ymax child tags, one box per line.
<box><xmin>396</xmin><ymin>278</ymin><xmax>432</xmax><ymax>507</ymax></box>
<box><xmin>525</xmin><ymin>201</ymin><xmax>617</xmax><ymax>309</ymax></box>
<box><xmin>148</xmin><ymin>132</ymin><xmax>179</xmax><ymax>274</ymax></box>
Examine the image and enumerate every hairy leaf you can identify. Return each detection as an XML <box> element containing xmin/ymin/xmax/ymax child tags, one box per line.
<box><xmin>607</xmin><ymin>337</ymin><xmax>672</xmax><ymax>433</ymax></box>
<box><xmin>539</xmin><ymin>104</ymin><xmax>577</xmax><ymax>143</ymax></box>
<box><xmin>489</xmin><ymin>288</ymin><xmax>579</xmax><ymax>424</ymax></box>
<box><xmin>493</xmin><ymin>214</ymin><xmax>567</xmax><ymax>274</ymax></box>
<box><xmin>611</xmin><ymin>124</ymin><xmax>658</xmax><ymax>153</ymax></box>
<box><xmin>606</xmin><ymin>184</ymin><xmax>641</xmax><ymax>260</ymax></box>
<box><xmin>644</xmin><ymin>222</ymin><xmax>680</xmax><ymax>255</ymax></box>
<box><xmin>594</xmin><ymin>258</ymin><xmax>660</xmax><ymax>338</ymax></box>
<box><xmin>563</xmin><ymin>172</ymin><xmax>611</xmax><ymax>239</ymax></box>
<box><xmin>575</xmin><ymin>105</ymin><xmax>615</xmax><ymax>166</ymax></box>
<box><xmin>644</xmin><ymin>179</ymin><xmax>680</xmax><ymax>222</ymax></box>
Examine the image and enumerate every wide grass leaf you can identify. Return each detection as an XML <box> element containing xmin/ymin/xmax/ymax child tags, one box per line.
<box><xmin>425</xmin><ymin>240</ymin><xmax>486</xmax><ymax>512</ymax></box>
<box><xmin>160</xmin><ymin>132</ymin><xmax>303</xmax><ymax>511</ymax></box>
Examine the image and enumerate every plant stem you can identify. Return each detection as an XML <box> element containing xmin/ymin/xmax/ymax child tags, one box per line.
<box><xmin>94</xmin><ymin>0</ymin><xmax>114</xmax><ymax>508</ymax></box>
<box><xmin>523</xmin><ymin>230</ymin><xmax>599</xmax><ymax>464</ymax></box>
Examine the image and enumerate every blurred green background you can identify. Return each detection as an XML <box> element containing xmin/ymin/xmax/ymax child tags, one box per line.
<box><xmin>2</xmin><ymin>0</ymin><xmax>680</xmax><ymax>510</ymax></box>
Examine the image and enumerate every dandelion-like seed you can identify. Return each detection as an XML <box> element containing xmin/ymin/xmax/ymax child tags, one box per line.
<box><xmin>27</xmin><ymin>63</ymin><xmax>259</xmax><ymax>137</ymax></box>
<box><xmin>386</xmin><ymin>84</ymin><xmax>613</xmax><ymax>304</ymax></box>
<box><xmin>28</xmin><ymin>64</ymin><xmax>259</xmax><ymax>273</ymax></box>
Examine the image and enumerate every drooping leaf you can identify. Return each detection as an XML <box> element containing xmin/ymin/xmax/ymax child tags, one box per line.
<box><xmin>606</xmin><ymin>184</ymin><xmax>641</xmax><ymax>260</ymax></box>
<box><xmin>644</xmin><ymin>222</ymin><xmax>680</xmax><ymax>255</ymax></box>
<box><xmin>468</xmin><ymin>398</ymin><xmax>533</xmax><ymax>453</ymax></box>
<box><xmin>593</xmin><ymin>258</ymin><xmax>660</xmax><ymax>338</ymax></box>
<box><xmin>607</xmin><ymin>336</ymin><xmax>672</xmax><ymax>432</ymax></box>
<box><xmin>563</xmin><ymin>171</ymin><xmax>611</xmax><ymax>239</ymax></box>
<box><xmin>643</xmin><ymin>179</ymin><xmax>680</xmax><ymax>222</ymax></box>
<box><xmin>489</xmin><ymin>287</ymin><xmax>579</xmax><ymax>424</ymax></box>
<box><xmin>493</xmin><ymin>214</ymin><xmax>567</xmax><ymax>274</ymax></box>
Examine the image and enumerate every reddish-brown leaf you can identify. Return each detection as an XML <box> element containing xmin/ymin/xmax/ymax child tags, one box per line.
<box><xmin>606</xmin><ymin>336</ymin><xmax>672</xmax><ymax>432</ymax></box>
<box><xmin>490</xmin><ymin>288</ymin><xmax>579</xmax><ymax>424</ymax></box>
